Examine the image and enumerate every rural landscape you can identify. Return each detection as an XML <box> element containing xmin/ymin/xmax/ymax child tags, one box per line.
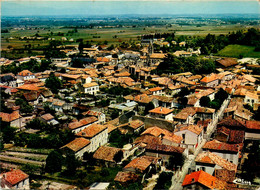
<box><xmin>0</xmin><ymin>0</ymin><xmax>260</xmax><ymax>190</ymax></box>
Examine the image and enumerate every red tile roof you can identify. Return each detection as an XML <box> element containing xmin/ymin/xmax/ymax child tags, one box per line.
<box><xmin>129</xmin><ymin>119</ymin><xmax>144</xmax><ymax>129</ymax></box>
<box><xmin>195</xmin><ymin>152</ymin><xmax>237</xmax><ymax>171</ymax></box>
<box><xmin>0</xmin><ymin>111</ymin><xmax>21</xmax><ymax>122</ymax></box>
<box><xmin>216</xmin><ymin>58</ymin><xmax>238</xmax><ymax>67</ymax></box>
<box><xmin>17</xmin><ymin>70</ymin><xmax>33</xmax><ymax>76</ymax></box>
<box><xmin>93</xmin><ymin>146</ymin><xmax>122</xmax><ymax>162</ymax></box>
<box><xmin>145</xmin><ymin>144</ymin><xmax>185</xmax><ymax>154</ymax></box>
<box><xmin>203</xmin><ymin>140</ymin><xmax>239</xmax><ymax>153</ymax></box>
<box><xmin>149</xmin><ymin>87</ymin><xmax>162</xmax><ymax>92</ymax></box>
<box><xmin>200</xmin><ymin>73</ymin><xmax>219</xmax><ymax>83</ymax></box>
<box><xmin>182</xmin><ymin>170</ymin><xmax>226</xmax><ymax>189</ymax></box>
<box><xmin>68</xmin><ymin>116</ymin><xmax>98</xmax><ymax>130</ymax></box>
<box><xmin>17</xmin><ymin>84</ymin><xmax>40</xmax><ymax>91</ymax></box>
<box><xmin>149</xmin><ymin>106</ymin><xmax>173</xmax><ymax>115</ymax></box>
<box><xmin>61</xmin><ymin>138</ymin><xmax>90</xmax><ymax>152</ymax></box>
<box><xmin>174</xmin><ymin>125</ymin><xmax>203</xmax><ymax>135</ymax></box>
<box><xmin>134</xmin><ymin>135</ymin><xmax>162</xmax><ymax>146</ymax></box>
<box><xmin>41</xmin><ymin>113</ymin><xmax>54</xmax><ymax>121</ymax></box>
<box><xmin>1</xmin><ymin>169</ymin><xmax>29</xmax><ymax>186</ymax></box>
<box><xmin>76</xmin><ymin>123</ymin><xmax>107</xmax><ymax>138</ymax></box>
<box><xmin>246</xmin><ymin>120</ymin><xmax>260</xmax><ymax>130</ymax></box>
<box><xmin>124</xmin><ymin>156</ymin><xmax>152</xmax><ymax>172</ymax></box>
<box><xmin>114</xmin><ymin>171</ymin><xmax>139</xmax><ymax>183</ymax></box>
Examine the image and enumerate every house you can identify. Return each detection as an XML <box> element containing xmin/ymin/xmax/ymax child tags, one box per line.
<box><xmin>0</xmin><ymin>111</ymin><xmax>22</xmax><ymax>129</ymax></box>
<box><xmin>17</xmin><ymin>70</ymin><xmax>35</xmax><ymax>81</ymax></box>
<box><xmin>148</xmin><ymin>87</ymin><xmax>163</xmax><ymax>96</ymax></box>
<box><xmin>114</xmin><ymin>171</ymin><xmax>139</xmax><ymax>184</ymax></box>
<box><xmin>0</xmin><ymin>169</ymin><xmax>29</xmax><ymax>189</ymax></box>
<box><xmin>245</xmin><ymin>120</ymin><xmax>260</xmax><ymax>140</ymax></box>
<box><xmin>61</xmin><ymin>137</ymin><xmax>91</xmax><ymax>159</ymax></box>
<box><xmin>174</xmin><ymin>124</ymin><xmax>204</xmax><ymax>151</ymax></box>
<box><xmin>118</xmin><ymin>119</ymin><xmax>144</xmax><ymax>134</ymax></box>
<box><xmin>133</xmin><ymin>135</ymin><xmax>162</xmax><ymax>148</ymax></box>
<box><xmin>215</xmin><ymin>117</ymin><xmax>245</xmax><ymax>144</ymax></box>
<box><xmin>195</xmin><ymin>152</ymin><xmax>237</xmax><ymax>183</ymax></box>
<box><xmin>82</xmin><ymin>110</ymin><xmax>106</xmax><ymax>124</ymax></box>
<box><xmin>40</xmin><ymin>113</ymin><xmax>59</xmax><ymax>126</ymax></box>
<box><xmin>68</xmin><ymin>116</ymin><xmax>98</xmax><ymax>133</ymax></box>
<box><xmin>123</xmin><ymin>156</ymin><xmax>161</xmax><ymax>173</ymax></box>
<box><xmin>216</xmin><ymin>58</ymin><xmax>238</xmax><ymax>68</ymax></box>
<box><xmin>23</xmin><ymin>89</ymin><xmax>53</xmax><ymax>105</ymax></box>
<box><xmin>83</xmin><ymin>82</ymin><xmax>99</xmax><ymax>95</ymax></box>
<box><xmin>145</xmin><ymin>143</ymin><xmax>186</xmax><ymax>164</ymax></box>
<box><xmin>244</xmin><ymin>91</ymin><xmax>258</xmax><ymax>107</ymax></box>
<box><xmin>76</xmin><ymin>123</ymin><xmax>108</xmax><ymax>152</ymax></box>
<box><xmin>47</xmin><ymin>98</ymin><xmax>66</xmax><ymax>112</ymax></box>
<box><xmin>200</xmin><ymin>73</ymin><xmax>219</xmax><ymax>87</ymax></box>
<box><xmin>108</xmin><ymin>101</ymin><xmax>138</xmax><ymax>114</ymax></box>
<box><xmin>149</xmin><ymin>106</ymin><xmax>173</xmax><ymax>121</ymax></box>
<box><xmin>202</xmin><ymin>140</ymin><xmax>240</xmax><ymax>165</ymax></box>
<box><xmin>182</xmin><ymin>170</ymin><xmax>226</xmax><ymax>190</ymax></box>
<box><xmin>93</xmin><ymin>146</ymin><xmax>123</xmax><ymax>166</ymax></box>
<box><xmin>152</xmin><ymin>95</ymin><xmax>175</xmax><ymax>108</ymax></box>
<box><xmin>141</xmin><ymin>126</ymin><xmax>182</xmax><ymax>146</ymax></box>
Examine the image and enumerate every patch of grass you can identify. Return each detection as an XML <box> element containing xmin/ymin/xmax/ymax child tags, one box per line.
<box><xmin>216</xmin><ymin>44</ymin><xmax>260</xmax><ymax>58</ymax></box>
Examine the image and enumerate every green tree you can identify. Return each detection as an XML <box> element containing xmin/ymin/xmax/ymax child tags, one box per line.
<box><xmin>154</xmin><ymin>172</ymin><xmax>173</xmax><ymax>190</ymax></box>
<box><xmin>111</xmin><ymin>109</ymin><xmax>119</xmax><ymax>119</ymax></box>
<box><xmin>113</xmin><ymin>150</ymin><xmax>123</xmax><ymax>163</ymax></box>
<box><xmin>15</xmin><ymin>98</ymin><xmax>33</xmax><ymax>114</ymax></box>
<box><xmin>200</xmin><ymin>96</ymin><xmax>211</xmax><ymax>107</ymax></box>
<box><xmin>0</xmin><ymin>119</ymin><xmax>16</xmax><ymax>144</ymax></box>
<box><xmin>65</xmin><ymin>152</ymin><xmax>81</xmax><ymax>174</ymax></box>
<box><xmin>45</xmin><ymin>72</ymin><xmax>62</xmax><ymax>93</ymax></box>
<box><xmin>45</xmin><ymin>150</ymin><xmax>63</xmax><ymax>173</ymax></box>
<box><xmin>167</xmin><ymin>154</ymin><xmax>185</xmax><ymax>170</ymax></box>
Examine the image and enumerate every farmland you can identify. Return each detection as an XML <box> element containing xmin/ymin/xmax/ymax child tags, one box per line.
<box><xmin>216</xmin><ymin>45</ymin><xmax>260</xmax><ymax>58</ymax></box>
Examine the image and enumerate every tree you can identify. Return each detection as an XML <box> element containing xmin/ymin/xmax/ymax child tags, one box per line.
<box><xmin>144</xmin><ymin>102</ymin><xmax>155</xmax><ymax>115</ymax></box>
<box><xmin>45</xmin><ymin>150</ymin><xmax>63</xmax><ymax>173</ymax></box>
<box><xmin>15</xmin><ymin>98</ymin><xmax>33</xmax><ymax>114</ymax></box>
<box><xmin>113</xmin><ymin>150</ymin><xmax>123</xmax><ymax>163</ymax></box>
<box><xmin>111</xmin><ymin>109</ymin><xmax>119</xmax><ymax>119</ymax></box>
<box><xmin>45</xmin><ymin>72</ymin><xmax>62</xmax><ymax>93</ymax></box>
<box><xmin>0</xmin><ymin>119</ymin><xmax>16</xmax><ymax>144</ymax></box>
<box><xmin>65</xmin><ymin>152</ymin><xmax>81</xmax><ymax>174</ymax></box>
<box><xmin>154</xmin><ymin>172</ymin><xmax>173</xmax><ymax>190</ymax></box>
<box><xmin>178</xmin><ymin>97</ymin><xmax>188</xmax><ymax>107</ymax></box>
<box><xmin>215</xmin><ymin>88</ymin><xmax>228</xmax><ymax>102</ymax></box>
<box><xmin>200</xmin><ymin>96</ymin><xmax>210</xmax><ymax>107</ymax></box>
<box><xmin>167</xmin><ymin>154</ymin><xmax>185</xmax><ymax>170</ymax></box>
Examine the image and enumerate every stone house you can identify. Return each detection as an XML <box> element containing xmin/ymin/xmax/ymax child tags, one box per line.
<box><xmin>0</xmin><ymin>169</ymin><xmax>29</xmax><ymax>189</ymax></box>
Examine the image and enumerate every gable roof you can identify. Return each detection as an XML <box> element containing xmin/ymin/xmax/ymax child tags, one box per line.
<box><xmin>124</xmin><ymin>156</ymin><xmax>152</xmax><ymax>172</ymax></box>
<box><xmin>17</xmin><ymin>70</ymin><xmax>33</xmax><ymax>76</ymax></box>
<box><xmin>218</xmin><ymin>117</ymin><xmax>245</xmax><ymax>129</ymax></box>
<box><xmin>149</xmin><ymin>107</ymin><xmax>173</xmax><ymax>115</ymax></box>
<box><xmin>200</xmin><ymin>73</ymin><xmax>219</xmax><ymax>83</ymax></box>
<box><xmin>146</xmin><ymin>144</ymin><xmax>185</xmax><ymax>154</ymax></box>
<box><xmin>203</xmin><ymin>140</ymin><xmax>239</xmax><ymax>153</ymax></box>
<box><xmin>0</xmin><ymin>111</ymin><xmax>21</xmax><ymax>122</ymax></box>
<box><xmin>134</xmin><ymin>135</ymin><xmax>162</xmax><ymax>146</ymax></box>
<box><xmin>216</xmin><ymin>58</ymin><xmax>238</xmax><ymax>67</ymax></box>
<box><xmin>68</xmin><ymin>116</ymin><xmax>98</xmax><ymax>130</ymax></box>
<box><xmin>61</xmin><ymin>137</ymin><xmax>90</xmax><ymax>152</ymax></box>
<box><xmin>114</xmin><ymin>171</ymin><xmax>139</xmax><ymax>183</ymax></box>
<box><xmin>141</xmin><ymin>126</ymin><xmax>183</xmax><ymax>144</ymax></box>
<box><xmin>93</xmin><ymin>146</ymin><xmax>122</xmax><ymax>162</ymax></box>
<box><xmin>174</xmin><ymin>125</ymin><xmax>203</xmax><ymax>135</ymax></box>
<box><xmin>182</xmin><ymin>170</ymin><xmax>226</xmax><ymax>189</ymax></box>
<box><xmin>195</xmin><ymin>152</ymin><xmax>237</xmax><ymax>171</ymax></box>
<box><xmin>76</xmin><ymin>123</ymin><xmax>107</xmax><ymax>138</ymax></box>
<box><xmin>129</xmin><ymin>119</ymin><xmax>144</xmax><ymax>129</ymax></box>
<box><xmin>1</xmin><ymin>169</ymin><xmax>29</xmax><ymax>186</ymax></box>
<box><xmin>41</xmin><ymin>113</ymin><xmax>54</xmax><ymax>121</ymax></box>
<box><xmin>149</xmin><ymin>87</ymin><xmax>162</xmax><ymax>92</ymax></box>
<box><xmin>246</xmin><ymin>120</ymin><xmax>260</xmax><ymax>130</ymax></box>
<box><xmin>174</xmin><ymin>107</ymin><xmax>197</xmax><ymax>120</ymax></box>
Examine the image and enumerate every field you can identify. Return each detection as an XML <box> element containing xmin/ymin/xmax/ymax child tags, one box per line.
<box><xmin>216</xmin><ymin>45</ymin><xmax>260</xmax><ymax>58</ymax></box>
<box><xmin>1</xmin><ymin>24</ymin><xmax>248</xmax><ymax>50</ymax></box>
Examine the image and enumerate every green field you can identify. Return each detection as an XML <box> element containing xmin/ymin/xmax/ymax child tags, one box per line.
<box><xmin>1</xmin><ymin>24</ymin><xmax>248</xmax><ymax>50</ymax></box>
<box><xmin>216</xmin><ymin>45</ymin><xmax>260</xmax><ymax>58</ymax></box>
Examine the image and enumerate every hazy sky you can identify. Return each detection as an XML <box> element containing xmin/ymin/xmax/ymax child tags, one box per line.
<box><xmin>1</xmin><ymin>1</ymin><xmax>260</xmax><ymax>16</ymax></box>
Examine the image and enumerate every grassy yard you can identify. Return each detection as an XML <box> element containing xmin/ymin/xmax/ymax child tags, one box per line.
<box><xmin>216</xmin><ymin>44</ymin><xmax>260</xmax><ymax>58</ymax></box>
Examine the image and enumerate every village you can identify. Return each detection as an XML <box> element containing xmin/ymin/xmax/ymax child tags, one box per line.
<box><xmin>1</xmin><ymin>28</ymin><xmax>260</xmax><ymax>190</ymax></box>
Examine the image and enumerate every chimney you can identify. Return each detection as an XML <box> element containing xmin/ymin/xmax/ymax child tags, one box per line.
<box><xmin>160</xmin><ymin>107</ymin><xmax>163</xmax><ymax>112</ymax></box>
<box><xmin>191</xmin><ymin>178</ymin><xmax>195</xmax><ymax>183</ymax></box>
<box><xmin>82</xmin><ymin>132</ymin><xmax>86</xmax><ymax>136</ymax></box>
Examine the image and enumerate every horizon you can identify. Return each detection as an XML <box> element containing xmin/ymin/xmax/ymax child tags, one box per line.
<box><xmin>2</xmin><ymin>1</ymin><xmax>260</xmax><ymax>17</ymax></box>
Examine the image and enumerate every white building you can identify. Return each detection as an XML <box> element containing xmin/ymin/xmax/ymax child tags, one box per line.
<box><xmin>16</xmin><ymin>70</ymin><xmax>35</xmax><ymax>81</ymax></box>
<box><xmin>149</xmin><ymin>106</ymin><xmax>173</xmax><ymax>121</ymax></box>
<box><xmin>174</xmin><ymin>125</ymin><xmax>204</xmax><ymax>151</ymax></box>
<box><xmin>244</xmin><ymin>91</ymin><xmax>258</xmax><ymax>107</ymax></box>
<box><xmin>76</xmin><ymin>123</ymin><xmax>108</xmax><ymax>152</ymax></box>
<box><xmin>83</xmin><ymin>82</ymin><xmax>99</xmax><ymax>95</ymax></box>
<box><xmin>0</xmin><ymin>169</ymin><xmax>29</xmax><ymax>189</ymax></box>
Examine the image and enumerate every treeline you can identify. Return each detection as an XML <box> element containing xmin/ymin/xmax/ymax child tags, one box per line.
<box><xmin>142</xmin><ymin>32</ymin><xmax>175</xmax><ymax>41</ymax></box>
<box><xmin>193</xmin><ymin>28</ymin><xmax>260</xmax><ymax>54</ymax></box>
<box><xmin>154</xmin><ymin>54</ymin><xmax>215</xmax><ymax>75</ymax></box>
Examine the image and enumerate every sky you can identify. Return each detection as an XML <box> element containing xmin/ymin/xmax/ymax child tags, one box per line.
<box><xmin>1</xmin><ymin>0</ymin><xmax>260</xmax><ymax>17</ymax></box>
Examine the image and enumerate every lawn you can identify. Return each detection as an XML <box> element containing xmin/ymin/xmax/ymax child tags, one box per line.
<box><xmin>216</xmin><ymin>44</ymin><xmax>260</xmax><ymax>58</ymax></box>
